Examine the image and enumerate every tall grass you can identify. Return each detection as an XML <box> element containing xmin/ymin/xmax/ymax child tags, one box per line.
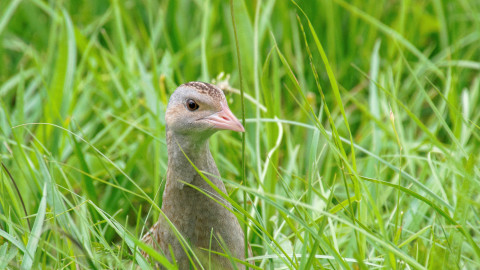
<box><xmin>1</xmin><ymin>0</ymin><xmax>480</xmax><ymax>269</ymax></box>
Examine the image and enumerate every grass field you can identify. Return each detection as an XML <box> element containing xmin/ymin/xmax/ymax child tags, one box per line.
<box><xmin>1</xmin><ymin>0</ymin><xmax>480</xmax><ymax>269</ymax></box>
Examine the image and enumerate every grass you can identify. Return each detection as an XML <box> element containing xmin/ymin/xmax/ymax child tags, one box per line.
<box><xmin>1</xmin><ymin>0</ymin><xmax>480</xmax><ymax>269</ymax></box>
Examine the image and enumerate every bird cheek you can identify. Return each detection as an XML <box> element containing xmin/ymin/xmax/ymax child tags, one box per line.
<box><xmin>165</xmin><ymin>106</ymin><xmax>184</xmax><ymax>129</ymax></box>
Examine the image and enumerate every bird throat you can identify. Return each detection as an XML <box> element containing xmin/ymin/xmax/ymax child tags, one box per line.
<box><xmin>165</xmin><ymin>129</ymin><xmax>213</xmax><ymax>189</ymax></box>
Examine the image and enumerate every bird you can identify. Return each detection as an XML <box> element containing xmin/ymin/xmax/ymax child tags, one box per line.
<box><xmin>141</xmin><ymin>81</ymin><xmax>251</xmax><ymax>269</ymax></box>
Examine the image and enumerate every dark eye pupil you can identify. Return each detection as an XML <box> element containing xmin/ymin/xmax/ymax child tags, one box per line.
<box><xmin>187</xmin><ymin>99</ymin><xmax>199</xmax><ymax>111</ymax></box>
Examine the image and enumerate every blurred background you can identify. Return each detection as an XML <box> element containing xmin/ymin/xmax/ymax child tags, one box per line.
<box><xmin>1</xmin><ymin>0</ymin><xmax>479</xmax><ymax>268</ymax></box>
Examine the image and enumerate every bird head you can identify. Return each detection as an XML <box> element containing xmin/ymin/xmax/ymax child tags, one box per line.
<box><xmin>165</xmin><ymin>82</ymin><xmax>244</xmax><ymax>140</ymax></box>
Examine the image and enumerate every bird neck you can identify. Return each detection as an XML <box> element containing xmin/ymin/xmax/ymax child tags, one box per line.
<box><xmin>166</xmin><ymin>129</ymin><xmax>210</xmax><ymax>159</ymax></box>
<box><xmin>165</xmin><ymin>128</ymin><xmax>213</xmax><ymax>189</ymax></box>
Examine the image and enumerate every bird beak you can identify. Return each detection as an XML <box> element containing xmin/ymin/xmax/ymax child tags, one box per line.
<box><xmin>204</xmin><ymin>102</ymin><xmax>245</xmax><ymax>132</ymax></box>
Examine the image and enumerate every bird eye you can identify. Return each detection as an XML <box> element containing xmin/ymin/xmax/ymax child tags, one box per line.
<box><xmin>186</xmin><ymin>99</ymin><xmax>199</xmax><ymax>111</ymax></box>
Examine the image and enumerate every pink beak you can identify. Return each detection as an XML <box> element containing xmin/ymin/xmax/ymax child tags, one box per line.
<box><xmin>204</xmin><ymin>102</ymin><xmax>245</xmax><ymax>132</ymax></box>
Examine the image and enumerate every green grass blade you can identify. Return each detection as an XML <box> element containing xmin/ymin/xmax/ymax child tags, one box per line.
<box><xmin>21</xmin><ymin>183</ymin><xmax>47</xmax><ymax>269</ymax></box>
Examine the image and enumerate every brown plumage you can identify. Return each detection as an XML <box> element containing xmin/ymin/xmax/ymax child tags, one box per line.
<box><xmin>141</xmin><ymin>82</ymin><xmax>251</xmax><ymax>269</ymax></box>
